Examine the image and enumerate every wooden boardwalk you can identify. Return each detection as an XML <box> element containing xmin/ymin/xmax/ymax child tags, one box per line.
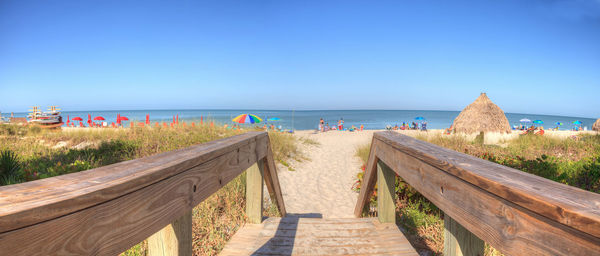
<box><xmin>2</xmin><ymin>131</ymin><xmax>599</xmax><ymax>256</ymax></box>
<box><xmin>220</xmin><ymin>217</ymin><xmax>418</xmax><ymax>255</ymax></box>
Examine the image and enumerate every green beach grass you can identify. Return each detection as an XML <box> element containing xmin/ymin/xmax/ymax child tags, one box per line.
<box><xmin>0</xmin><ymin>124</ymin><xmax>299</xmax><ymax>256</ymax></box>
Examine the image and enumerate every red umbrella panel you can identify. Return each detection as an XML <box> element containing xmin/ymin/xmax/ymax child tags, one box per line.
<box><xmin>72</xmin><ymin>117</ymin><xmax>83</xmax><ymax>121</ymax></box>
<box><xmin>93</xmin><ymin>116</ymin><xmax>105</xmax><ymax>121</ymax></box>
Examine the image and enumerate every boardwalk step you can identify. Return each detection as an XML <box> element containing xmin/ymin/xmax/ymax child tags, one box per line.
<box><xmin>220</xmin><ymin>217</ymin><xmax>418</xmax><ymax>256</ymax></box>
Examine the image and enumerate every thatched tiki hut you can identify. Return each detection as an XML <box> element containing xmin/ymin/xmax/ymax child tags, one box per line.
<box><xmin>593</xmin><ymin>119</ymin><xmax>600</xmax><ymax>131</ymax></box>
<box><xmin>452</xmin><ymin>93</ymin><xmax>511</xmax><ymax>134</ymax></box>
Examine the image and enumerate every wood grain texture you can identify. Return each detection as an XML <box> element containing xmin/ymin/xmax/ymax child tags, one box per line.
<box><xmin>373</xmin><ymin>136</ymin><xmax>600</xmax><ymax>255</ymax></box>
<box><xmin>354</xmin><ymin>135</ymin><xmax>379</xmax><ymax>217</ymax></box>
<box><xmin>377</xmin><ymin>161</ymin><xmax>396</xmax><ymax>223</ymax></box>
<box><xmin>246</xmin><ymin>162</ymin><xmax>264</xmax><ymax>224</ymax></box>
<box><xmin>0</xmin><ymin>132</ymin><xmax>285</xmax><ymax>255</ymax></box>
<box><xmin>443</xmin><ymin>213</ymin><xmax>484</xmax><ymax>256</ymax></box>
<box><xmin>148</xmin><ymin>210</ymin><xmax>193</xmax><ymax>256</ymax></box>
<box><xmin>0</xmin><ymin>131</ymin><xmax>268</xmax><ymax>234</ymax></box>
<box><xmin>220</xmin><ymin>217</ymin><xmax>418</xmax><ymax>255</ymax></box>
<box><xmin>374</xmin><ymin>131</ymin><xmax>600</xmax><ymax>238</ymax></box>
<box><xmin>262</xmin><ymin>136</ymin><xmax>286</xmax><ymax>217</ymax></box>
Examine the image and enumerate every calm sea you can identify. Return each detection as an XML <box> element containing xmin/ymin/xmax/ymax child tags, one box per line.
<box><xmin>5</xmin><ymin>110</ymin><xmax>597</xmax><ymax>131</ymax></box>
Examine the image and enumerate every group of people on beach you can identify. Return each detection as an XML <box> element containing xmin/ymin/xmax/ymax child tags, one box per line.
<box><xmin>318</xmin><ymin>118</ymin><xmax>363</xmax><ymax>132</ymax></box>
<box><xmin>387</xmin><ymin>121</ymin><xmax>427</xmax><ymax>131</ymax></box>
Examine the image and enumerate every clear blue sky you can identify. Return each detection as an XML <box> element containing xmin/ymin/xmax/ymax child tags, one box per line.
<box><xmin>1</xmin><ymin>0</ymin><xmax>599</xmax><ymax>117</ymax></box>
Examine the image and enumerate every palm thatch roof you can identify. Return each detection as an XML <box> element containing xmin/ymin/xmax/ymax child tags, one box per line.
<box><xmin>452</xmin><ymin>93</ymin><xmax>511</xmax><ymax>134</ymax></box>
<box><xmin>593</xmin><ymin>118</ymin><xmax>600</xmax><ymax>131</ymax></box>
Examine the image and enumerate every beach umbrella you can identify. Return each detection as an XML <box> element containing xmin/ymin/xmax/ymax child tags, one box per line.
<box><xmin>573</xmin><ymin>120</ymin><xmax>582</xmax><ymax>125</ymax></box>
<box><xmin>93</xmin><ymin>116</ymin><xmax>105</xmax><ymax>121</ymax></box>
<box><xmin>519</xmin><ymin>118</ymin><xmax>531</xmax><ymax>123</ymax></box>
<box><xmin>232</xmin><ymin>114</ymin><xmax>262</xmax><ymax>124</ymax></box>
<box><xmin>267</xmin><ymin>117</ymin><xmax>281</xmax><ymax>121</ymax></box>
<box><xmin>117</xmin><ymin>115</ymin><xmax>129</xmax><ymax>126</ymax></box>
<box><xmin>533</xmin><ymin>120</ymin><xmax>543</xmax><ymax>124</ymax></box>
<box><xmin>72</xmin><ymin>117</ymin><xmax>83</xmax><ymax>121</ymax></box>
<box><xmin>555</xmin><ymin>122</ymin><xmax>563</xmax><ymax>126</ymax></box>
<box><xmin>415</xmin><ymin>117</ymin><xmax>425</xmax><ymax>121</ymax></box>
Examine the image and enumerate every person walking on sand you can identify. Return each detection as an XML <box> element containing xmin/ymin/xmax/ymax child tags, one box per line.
<box><xmin>360</xmin><ymin>124</ymin><xmax>364</xmax><ymax>131</ymax></box>
<box><xmin>338</xmin><ymin>118</ymin><xmax>344</xmax><ymax>131</ymax></box>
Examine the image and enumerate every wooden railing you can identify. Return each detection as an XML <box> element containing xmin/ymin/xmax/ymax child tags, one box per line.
<box><xmin>0</xmin><ymin>131</ymin><xmax>285</xmax><ymax>255</ymax></box>
<box><xmin>355</xmin><ymin>131</ymin><xmax>600</xmax><ymax>256</ymax></box>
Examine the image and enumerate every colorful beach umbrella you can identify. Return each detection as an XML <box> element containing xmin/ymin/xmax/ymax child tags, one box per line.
<box><xmin>555</xmin><ymin>122</ymin><xmax>563</xmax><ymax>126</ymax></box>
<box><xmin>573</xmin><ymin>120</ymin><xmax>582</xmax><ymax>125</ymax></box>
<box><xmin>520</xmin><ymin>118</ymin><xmax>531</xmax><ymax>123</ymax></box>
<box><xmin>415</xmin><ymin>117</ymin><xmax>425</xmax><ymax>121</ymax></box>
<box><xmin>232</xmin><ymin>114</ymin><xmax>262</xmax><ymax>124</ymax></box>
<box><xmin>533</xmin><ymin>120</ymin><xmax>543</xmax><ymax>124</ymax></box>
<box><xmin>72</xmin><ymin>117</ymin><xmax>83</xmax><ymax>121</ymax></box>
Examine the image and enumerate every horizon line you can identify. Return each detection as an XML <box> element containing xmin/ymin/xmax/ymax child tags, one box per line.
<box><xmin>2</xmin><ymin>108</ymin><xmax>596</xmax><ymax>120</ymax></box>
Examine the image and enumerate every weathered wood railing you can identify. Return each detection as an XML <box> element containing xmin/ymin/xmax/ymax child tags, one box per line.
<box><xmin>0</xmin><ymin>131</ymin><xmax>285</xmax><ymax>255</ymax></box>
<box><xmin>355</xmin><ymin>131</ymin><xmax>600</xmax><ymax>256</ymax></box>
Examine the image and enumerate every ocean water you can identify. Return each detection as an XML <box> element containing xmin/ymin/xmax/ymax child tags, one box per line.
<box><xmin>5</xmin><ymin>109</ymin><xmax>597</xmax><ymax>131</ymax></box>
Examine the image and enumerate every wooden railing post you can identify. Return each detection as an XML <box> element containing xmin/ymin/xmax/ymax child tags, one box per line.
<box><xmin>444</xmin><ymin>213</ymin><xmax>484</xmax><ymax>256</ymax></box>
<box><xmin>377</xmin><ymin>160</ymin><xmax>396</xmax><ymax>223</ymax></box>
<box><xmin>246</xmin><ymin>159</ymin><xmax>264</xmax><ymax>224</ymax></box>
<box><xmin>148</xmin><ymin>210</ymin><xmax>193</xmax><ymax>256</ymax></box>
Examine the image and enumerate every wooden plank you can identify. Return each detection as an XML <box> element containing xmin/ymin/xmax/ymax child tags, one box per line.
<box><xmin>354</xmin><ymin>136</ymin><xmax>378</xmax><ymax>217</ymax></box>
<box><xmin>148</xmin><ymin>210</ymin><xmax>193</xmax><ymax>256</ymax></box>
<box><xmin>374</xmin><ymin>131</ymin><xmax>600</xmax><ymax>238</ymax></box>
<box><xmin>443</xmin><ymin>213</ymin><xmax>484</xmax><ymax>256</ymax></box>
<box><xmin>220</xmin><ymin>217</ymin><xmax>418</xmax><ymax>256</ymax></box>
<box><xmin>263</xmin><ymin>136</ymin><xmax>287</xmax><ymax>217</ymax></box>
<box><xmin>0</xmin><ymin>131</ymin><xmax>268</xmax><ymax>233</ymax></box>
<box><xmin>377</xmin><ymin>161</ymin><xmax>396</xmax><ymax>223</ymax></box>
<box><xmin>246</xmin><ymin>161</ymin><xmax>264</xmax><ymax>224</ymax></box>
<box><xmin>373</xmin><ymin>138</ymin><xmax>600</xmax><ymax>255</ymax></box>
<box><xmin>0</xmin><ymin>144</ymin><xmax>261</xmax><ymax>255</ymax></box>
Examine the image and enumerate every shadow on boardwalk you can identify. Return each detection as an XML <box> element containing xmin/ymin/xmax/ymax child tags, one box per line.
<box><xmin>252</xmin><ymin>213</ymin><xmax>322</xmax><ymax>256</ymax></box>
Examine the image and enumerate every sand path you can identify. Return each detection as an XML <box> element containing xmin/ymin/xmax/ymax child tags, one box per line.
<box><xmin>276</xmin><ymin>130</ymin><xmax>375</xmax><ymax>218</ymax></box>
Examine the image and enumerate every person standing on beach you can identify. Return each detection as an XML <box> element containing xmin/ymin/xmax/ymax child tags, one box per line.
<box><xmin>338</xmin><ymin>118</ymin><xmax>344</xmax><ymax>130</ymax></box>
<box><xmin>319</xmin><ymin>118</ymin><xmax>324</xmax><ymax>132</ymax></box>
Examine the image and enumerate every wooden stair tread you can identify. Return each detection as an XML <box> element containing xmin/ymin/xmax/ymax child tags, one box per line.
<box><xmin>220</xmin><ymin>217</ymin><xmax>418</xmax><ymax>256</ymax></box>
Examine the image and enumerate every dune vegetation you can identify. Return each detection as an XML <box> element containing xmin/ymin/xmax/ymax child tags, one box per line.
<box><xmin>353</xmin><ymin>133</ymin><xmax>600</xmax><ymax>255</ymax></box>
<box><xmin>0</xmin><ymin>124</ymin><xmax>299</xmax><ymax>256</ymax></box>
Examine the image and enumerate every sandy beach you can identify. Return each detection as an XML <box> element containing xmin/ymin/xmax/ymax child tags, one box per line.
<box><xmin>276</xmin><ymin>130</ymin><xmax>376</xmax><ymax>218</ymax></box>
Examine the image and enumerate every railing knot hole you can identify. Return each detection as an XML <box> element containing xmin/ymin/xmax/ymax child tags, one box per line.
<box><xmin>440</xmin><ymin>186</ymin><xmax>444</xmax><ymax>194</ymax></box>
<box><xmin>193</xmin><ymin>185</ymin><xmax>197</xmax><ymax>192</ymax></box>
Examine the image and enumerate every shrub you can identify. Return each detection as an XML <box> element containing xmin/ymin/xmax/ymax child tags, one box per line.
<box><xmin>0</xmin><ymin>150</ymin><xmax>22</xmax><ymax>185</ymax></box>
